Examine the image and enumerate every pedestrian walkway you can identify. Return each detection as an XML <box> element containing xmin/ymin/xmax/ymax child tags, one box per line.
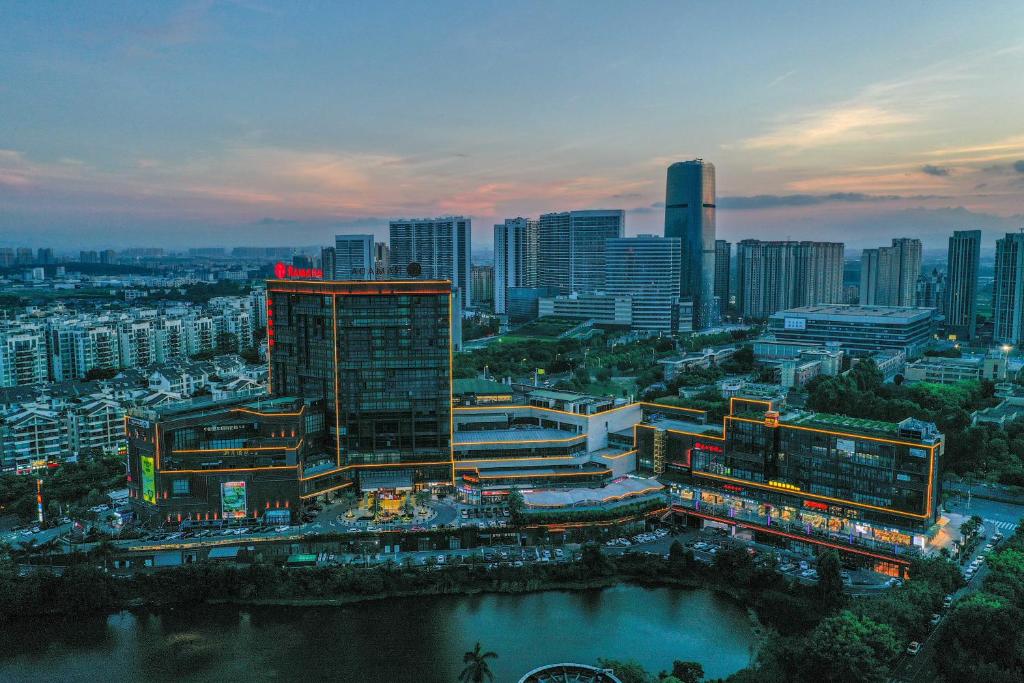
<box><xmin>983</xmin><ymin>518</ymin><xmax>1018</xmax><ymax>533</ymax></box>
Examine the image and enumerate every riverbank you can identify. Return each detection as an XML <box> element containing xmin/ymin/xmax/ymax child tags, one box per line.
<box><xmin>1</xmin><ymin>545</ymin><xmax>762</xmax><ymax>624</ymax></box>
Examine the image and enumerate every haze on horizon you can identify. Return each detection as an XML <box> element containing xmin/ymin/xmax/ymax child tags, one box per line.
<box><xmin>1</xmin><ymin>1</ymin><xmax>1023</xmax><ymax>251</ymax></box>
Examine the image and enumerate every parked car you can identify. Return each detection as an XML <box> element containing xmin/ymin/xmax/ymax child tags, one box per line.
<box><xmin>906</xmin><ymin>642</ymin><xmax>921</xmax><ymax>656</ymax></box>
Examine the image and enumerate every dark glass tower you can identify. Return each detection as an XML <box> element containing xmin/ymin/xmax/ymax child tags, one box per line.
<box><xmin>268</xmin><ymin>279</ymin><xmax>453</xmax><ymax>484</ymax></box>
<box><xmin>945</xmin><ymin>230</ymin><xmax>980</xmax><ymax>340</ymax></box>
<box><xmin>665</xmin><ymin>160</ymin><xmax>717</xmax><ymax>329</ymax></box>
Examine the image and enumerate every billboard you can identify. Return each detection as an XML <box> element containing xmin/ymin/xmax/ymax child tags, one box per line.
<box><xmin>783</xmin><ymin>317</ymin><xmax>806</xmax><ymax>330</ymax></box>
<box><xmin>836</xmin><ymin>438</ymin><xmax>856</xmax><ymax>455</ymax></box>
<box><xmin>221</xmin><ymin>481</ymin><xmax>247</xmax><ymax>519</ymax></box>
<box><xmin>141</xmin><ymin>456</ymin><xmax>156</xmax><ymax>504</ymax></box>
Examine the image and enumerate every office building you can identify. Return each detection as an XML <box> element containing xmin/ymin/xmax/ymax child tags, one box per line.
<box><xmin>389</xmin><ymin>217</ymin><xmax>472</xmax><ymax>308</ymax></box>
<box><xmin>860</xmin><ymin>238</ymin><xmax>922</xmax><ymax>307</ymax></box>
<box><xmin>471</xmin><ymin>265</ymin><xmax>495</xmax><ymax>308</ymax></box>
<box><xmin>507</xmin><ymin>286</ymin><xmax>559</xmax><ymax>323</ymax></box>
<box><xmin>634</xmin><ymin>399</ymin><xmax>943</xmax><ymax>562</ymax></box>
<box><xmin>537</xmin><ymin>210</ymin><xmax>624</xmax><ymax>295</ymax></box>
<box><xmin>945</xmin><ymin>230</ymin><xmax>981</xmax><ymax>340</ymax></box>
<box><xmin>736</xmin><ymin>241</ymin><xmax>844</xmax><ymax>319</ymax></box>
<box><xmin>320</xmin><ymin>247</ymin><xmax>336</xmax><ymax>281</ymax></box>
<box><xmin>605</xmin><ymin>235</ymin><xmax>683</xmax><ymax>332</ymax></box>
<box><xmin>36</xmin><ymin>248</ymin><xmax>54</xmax><ymax>265</ymax></box>
<box><xmin>915</xmin><ymin>269</ymin><xmax>946</xmax><ymax>313</ymax></box>
<box><xmin>664</xmin><ymin>159</ymin><xmax>716</xmax><ymax>329</ymax></box>
<box><xmin>334</xmin><ymin>234</ymin><xmax>375</xmax><ymax>279</ymax></box>
<box><xmin>538</xmin><ymin>293</ymin><xmax>633</xmax><ymax>326</ymax></box>
<box><xmin>494</xmin><ymin>217</ymin><xmax>538</xmax><ymax>315</ymax></box>
<box><xmin>0</xmin><ymin>248</ymin><xmax>13</xmax><ymax>267</ymax></box>
<box><xmin>268</xmin><ymin>278</ymin><xmax>453</xmax><ymax>485</ymax></box>
<box><xmin>993</xmin><ymin>232</ymin><xmax>1024</xmax><ymax>345</ymax></box>
<box><xmin>768</xmin><ymin>305</ymin><xmax>938</xmax><ymax>356</ymax></box>
<box><xmin>714</xmin><ymin>239</ymin><xmax>731</xmax><ymax>315</ymax></box>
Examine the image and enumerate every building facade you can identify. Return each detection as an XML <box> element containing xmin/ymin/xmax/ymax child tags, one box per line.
<box><xmin>494</xmin><ymin>217</ymin><xmax>538</xmax><ymax>315</ymax></box>
<box><xmin>334</xmin><ymin>234</ymin><xmax>375</xmax><ymax>279</ymax></box>
<box><xmin>945</xmin><ymin>230</ymin><xmax>980</xmax><ymax>340</ymax></box>
<box><xmin>714</xmin><ymin>239</ymin><xmax>731</xmax><ymax>316</ymax></box>
<box><xmin>768</xmin><ymin>305</ymin><xmax>938</xmax><ymax>356</ymax></box>
<box><xmin>389</xmin><ymin>217</ymin><xmax>472</xmax><ymax>308</ymax></box>
<box><xmin>664</xmin><ymin>159</ymin><xmax>716</xmax><ymax>329</ymax></box>
<box><xmin>537</xmin><ymin>210</ymin><xmax>624</xmax><ymax>295</ymax></box>
<box><xmin>604</xmin><ymin>235</ymin><xmax>683</xmax><ymax>333</ymax></box>
<box><xmin>735</xmin><ymin>240</ymin><xmax>844</xmax><ymax>319</ymax></box>
<box><xmin>860</xmin><ymin>238</ymin><xmax>922</xmax><ymax>307</ymax></box>
<box><xmin>993</xmin><ymin>232</ymin><xmax>1024</xmax><ymax>345</ymax></box>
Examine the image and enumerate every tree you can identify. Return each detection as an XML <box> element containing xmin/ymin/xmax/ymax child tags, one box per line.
<box><xmin>84</xmin><ymin>366</ymin><xmax>118</xmax><ymax>381</ymax></box>
<box><xmin>596</xmin><ymin>659</ymin><xmax>653</xmax><ymax>683</ymax></box>
<box><xmin>798</xmin><ymin>611</ymin><xmax>900</xmax><ymax>683</ymax></box>
<box><xmin>581</xmin><ymin>543</ymin><xmax>613</xmax><ymax>576</ymax></box>
<box><xmin>414</xmin><ymin>489</ymin><xmax>430</xmax><ymax>510</ymax></box>
<box><xmin>849</xmin><ymin>358</ymin><xmax>884</xmax><ymax>392</ymax></box>
<box><xmin>507</xmin><ymin>489</ymin><xmax>525</xmax><ymax>527</ymax></box>
<box><xmin>815</xmin><ymin>550</ymin><xmax>846</xmax><ymax>607</ymax></box>
<box><xmin>459</xmin><ymin>642</ymin><xmax>498</xmax><ymax>683</ymax></box>
<box><xmin>668</xmin><ymin>660</ymin><xmax>703</xmax><ymax>683</ymax></box>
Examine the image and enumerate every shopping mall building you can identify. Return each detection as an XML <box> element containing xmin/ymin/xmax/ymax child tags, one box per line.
<box><xmin>628</xmin><ymin>398</ymin><xmax>943</xmax><ymax>571</ymax></box>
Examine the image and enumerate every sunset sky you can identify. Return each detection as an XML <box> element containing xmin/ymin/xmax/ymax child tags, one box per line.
<box><xmin>2</xmin><ymin>1</ymin><xmax>1023</xmax><ymax>250</ymax></box>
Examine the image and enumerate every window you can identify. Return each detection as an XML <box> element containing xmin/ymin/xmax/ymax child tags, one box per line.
<box><xmin>172</xmin><ymin>479</ymin><xmax>190</xmax><ymax>496</ymax></box>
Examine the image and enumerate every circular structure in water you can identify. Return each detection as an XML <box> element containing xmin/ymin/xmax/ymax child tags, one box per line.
<box><xmin>519</xmin><ymin>663</ymin><xmax>623</xmax><ymax>683</ymax></box>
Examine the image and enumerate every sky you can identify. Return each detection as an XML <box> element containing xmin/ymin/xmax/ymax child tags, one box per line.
<box><xmin>1</xmin><ymin>1</ymin><xmax>1023</xmax><ymax>251</ymax></box>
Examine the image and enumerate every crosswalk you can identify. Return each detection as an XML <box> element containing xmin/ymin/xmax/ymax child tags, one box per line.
<box><xmin>983</xmin><ymin>518</ymin><xmax>1018</xmax><ymax>534</ymax></box>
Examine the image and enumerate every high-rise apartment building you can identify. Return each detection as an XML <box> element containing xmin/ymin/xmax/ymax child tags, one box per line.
<box><xmin>736</xmin><ymin>241</ymin><xmax>844</xmax><ymax>319</ymax></box>
<box><xmin>915</xmin><ymin>270</ymin><xmax>946</xmax><ymax>312</ymax></box>
<box><xmin>537</xmin><ymin>210</ymin><xmax>624</xmax><ymax>295</ymax></box>
<box><xmin>334</xmin><ymin>234</ymin><xmax>375</xmax><ymax>279</ymax></box>
<box><xmin>714</xmin><ymin>240</ymin><xmax>731</xmax><ymax>316</ymax></box>
<box><xmin>605</xmin><ymin>235</ymin><xmax>683</xmax><ymax>332</ymax></box>
<box><xmin>0</xmin><ymin>324</ymin><xmax>49</xmax><ymax>388</ymax></box>
<box><xmin>471</xmin><ymin>265</ymin><xmax>494</xmax><ymax>308</ymax></box>
<box><xmin>945</xmin><ymin>230</ymin><xmax>981</xmax><ymax>340</ymax></box>
<box><xmin>860</xmin><ymin>238</ymin><xmax>922</xmax><ymax>307</ymax></box>
<box><xmin>494</xmin><ymin>217</ymin><xmax>538</xmax><ymax>315</ymax></box>
<box><xmin>993</xmin><ymin>232</ymin><xmax>1024</xmax><ymax>345</ymax></box>
<box><xmin>665</xmin><ymin>159</ymin><xmax>716</xmax><ymax>329</ymax></box>
<box><xmin>389</xmin><ymin>217</ymin><xmax>472</xmax><ymax>308</ymax></box>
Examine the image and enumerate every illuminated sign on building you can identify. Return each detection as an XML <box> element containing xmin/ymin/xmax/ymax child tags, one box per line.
<box><xmin>694</xmin><ymin>442</ymin><xmax>724</xmax><ymax>453</ymax></box>
<box><xmin>141</xmin><ymin>456</ymin><xmax>157</xmax><ymax>504</ymax></box>
<box><xmin>803</xmin><ymin>500</ymin><xmax>829</xmax><ymax>511</ymax></box>
<box><xmin>723</xmin><ymin>484</ymin><xmax>744</xmax><ymax>492</ymax></box>
<box><xmin>768</xmin><ymin>480</ymin><xmax>801</xmax><ymax>491</ymax></box>
<box><xmin>266</xmin><ymin>297</ymin><xmax>274</xmax><ymax>348</ymax></box>
<box><xmin>221</xmin><ymin>481</ymin><xmax>248</xmax><ymax>519</ymax></box>
<box><xmin>274</xmin><ymin>262</ymin><xmax>324</xmax><ymax>280</ymax></box>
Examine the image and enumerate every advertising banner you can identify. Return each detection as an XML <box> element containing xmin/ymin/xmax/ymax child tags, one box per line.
<box><xmin>141</xmin><ymin>456</ymin><xmax>156</xmax><ymax>504</ymax></box>
<box><xmin>221</xmin><ymin>481</ymin><xmax>247</xmax><ymax>519</ymax></box>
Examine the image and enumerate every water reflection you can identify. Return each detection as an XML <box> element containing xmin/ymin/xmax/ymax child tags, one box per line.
<box><xmin>0</xmin><ymin>586</ymin><xmax>755</xmax><ymax>683</ymax></box>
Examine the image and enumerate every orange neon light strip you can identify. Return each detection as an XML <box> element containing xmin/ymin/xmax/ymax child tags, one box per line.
<box><xmin>478</xmin><ymin>469</ymin><xmax>610</xmax><ymax>480</ymax></box>
<box><xmin>231</xmin><ymin>406</ymin><xmax>306</xmax><ymax>418</ymax></box>
<box><xmin>163</xmin><ymin>465</ymin><xmax>298</xmax><ymax>474</ymax></box>
<box><xmin>172</xmin><ymin>438</ymin><xmax>302</xmax><ymax>454</ymax></box>
<box><xmin>454</xmin><ymin>434</ymin><xmax>586</xmax><ymax>446</ymax></box>
<box><xmin>333</xmin><ymin>293</ymin><xmax>342</xmax><ymax>468</ymax></box>
<box><xmin>300</xmin><ymin>481</ymin><xmax>353</xmax><ymax>499</ymax></box>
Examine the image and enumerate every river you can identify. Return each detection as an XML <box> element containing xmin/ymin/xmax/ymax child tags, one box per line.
<box><xmin>0</xmin><ymin>586</ymin><xmax>756</xmax><ymax>682</ymax></box>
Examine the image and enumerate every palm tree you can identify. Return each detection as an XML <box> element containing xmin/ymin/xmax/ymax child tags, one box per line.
<box><xmin>459</xmin><ymin>642</ymin><xmax>498</xmax><ymax>683</ymax></box>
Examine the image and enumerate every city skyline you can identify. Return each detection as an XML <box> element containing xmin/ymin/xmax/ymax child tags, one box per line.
<box><xmin>2</xmin><ymin>2</ymin><xmax>1024</xmax><ymax>249</ymax></box>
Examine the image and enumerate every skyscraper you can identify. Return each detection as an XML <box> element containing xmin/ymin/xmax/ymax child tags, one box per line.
<box><xmin>471</xmin><ymin>265</ymin><xmax>494</xmax><ymax>308</ymax></box>
<box><xmin>714</xmin><ymin>239</ymin><xmax>731</xmax><ymax>316</ymax></box>
<box><xmin>664</xmin><ymin>160</ymin><xmax>716</xmax><ymax>329</ymax></box>
<box><xmin>334</xmin><ymin>234</ymin><xmax>375</xmax><ymax>279</ymax></box>
<box><xmin>945</xmin><ymin>230</ymin><xmax>981</xmax><ymax>340</ymax></box>
<box><xmin>860</xmin><ymin>238</ymin><xmax>922</xmax><ymax>307</ymax></box>
<box><xmin>389</xmin><ymin>217</ymin><xmax>472</xmax><ymax>308</ymax></box>
<box><xmin>320</xmin><ymin>247</ymin><xmax>336</xmax><ymax>281</ymax></box>
<box><xmin>268</xmin><ymin>278</ymin><xmax>453</xmax><ymax>482</ymax></box>
<box><xmin>494</xmin><ymin>217</ymin><xmax>538</xmax><ymax>315</ymax></box>
<box><xmin>993</xmin><ymin>232</ymin><xmax>1024</xmax><ymax>345</ymax></box>
<box><xmin>736</xmin><ymin>240</ymin><xmax>844</xmax><ymax>319</ymax></box>
<box><xmin>537</xmin><ymin>210</ymin><xmax>624</xmax><ymax>295</ymax></box>
<box><xmin>605</xmin><ymin>235</ymin><xmax>683</xmax><ymax>332</ymax></box>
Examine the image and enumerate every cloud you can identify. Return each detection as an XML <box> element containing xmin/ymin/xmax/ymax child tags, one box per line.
<box><xmin>718</xmin><ymin>192</ymin><xmax>949</xmax><ymax>210</ymax></box>
<box><xmin>921</xmin><ymin>164</ymin><xmax>950</xmax><ymax>177</ymax></box>
<box><xmin>1015</xmin><ymin>160</ymin><xmax>1024</xmax><ymax>174</ymax></box>
<box><xmin>738</xmin><ymin>106</ymin><xmax>918</xmax><ymax>150</ymax></box>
